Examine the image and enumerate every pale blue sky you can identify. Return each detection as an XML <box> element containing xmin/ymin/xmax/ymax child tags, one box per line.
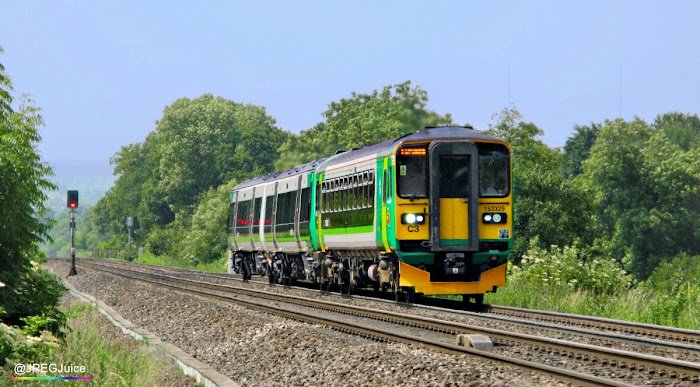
<box><xmin>2</xmin><ymin>1</ymin><xmax>699</xmax><ymax>183</ymax></box>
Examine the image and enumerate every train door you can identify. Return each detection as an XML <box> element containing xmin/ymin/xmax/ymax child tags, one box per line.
<box><xmin>428</xmin><ymin>142</ymin><xmax>479</xmax><ymax>252</ymax></box>
<box><xmin>293</xmin><ymin>175</ymin><xmax>304</xmax><ymax>250</ymax></box>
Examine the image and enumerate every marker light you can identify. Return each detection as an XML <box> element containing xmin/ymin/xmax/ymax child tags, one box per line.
<box><xmin>482</xmin><ymin>213</ymin><xmax>507</xmax><ymax>224</ymax></box>
<box><xmin>401</xmin><ymin>213</ymin><xmax>427</xmax><ymax>225</ymax></box>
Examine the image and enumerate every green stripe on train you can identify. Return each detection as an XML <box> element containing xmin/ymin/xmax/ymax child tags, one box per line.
<box><xmin>322</xmin><ymin>225</ymin><xmax>373</xmax><ymax>235</ymax></box>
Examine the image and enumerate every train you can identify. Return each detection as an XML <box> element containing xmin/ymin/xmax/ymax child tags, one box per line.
<box><xmin>226</xmin><ymin>125</ymin><xmax>512</xmax><ymax>304</ymax></box>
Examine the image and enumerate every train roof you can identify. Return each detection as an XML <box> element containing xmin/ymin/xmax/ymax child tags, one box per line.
<box><xmin>231</xmin><ymin>126</ymin><xmax>505</xmax><ymax>190</ymax></box>
<box><xmin>232</xmin><ymin>158</ymin><xmax>327</xmax><ymax>191</ymax></box>
<box><xmin>315</xmin><ymin>126</ymin><xmax>504</xmax><ymax>171</ymax></box>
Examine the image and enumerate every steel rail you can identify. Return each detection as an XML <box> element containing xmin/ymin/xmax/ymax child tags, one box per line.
<box><xmin>487</xmin><ymin>304</ymin><xmax>700</xmax><ymax>346</ymax></box>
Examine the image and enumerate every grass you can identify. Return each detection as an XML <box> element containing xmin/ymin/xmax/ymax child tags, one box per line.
<box><xmin>3</xmin><ymin>302</ymin><xmax>197</xmax><ymax>386</ymax></box>
<box><xmin>133</xmin><ymin>251</ymin><xmax>227</xmax><ymax>273</ymax></box>
<box><xmin>485</xmin><ymin>280</ymin><xmax>700</xmax><ymax>330</ymax></box>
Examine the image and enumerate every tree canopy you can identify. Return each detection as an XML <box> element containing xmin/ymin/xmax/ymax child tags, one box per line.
<box><xmin>582</xmin><ymin>115</ymin><xmax>700</xmax><ymax>278</ymax></box>
<box><xmin>275</xmin><ymin>81</ymin><xmax>452</xmax><ymax>170</ymax></box>
<box><xmin>0</xmin><ymin>46</ymin><xmax>63</xmax><ymax>323</ymax></box>
<box><xmin>92</xmin><ymin>94</ymin><xmax>286</xmax><ymax>259</ymax></box>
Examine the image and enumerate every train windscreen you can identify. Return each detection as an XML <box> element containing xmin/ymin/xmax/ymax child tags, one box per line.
<box><xmin>478</xmin><ymin>143</ymin><xmax>510</xmax><ymax>197</ymax></box>
<box><xmin>397</xmin><ymin>146</ymin><xmax>428</xmax><ymax>199</ymax></box>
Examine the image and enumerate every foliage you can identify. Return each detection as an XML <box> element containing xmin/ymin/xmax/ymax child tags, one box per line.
<box><xmin>562</xmin><ymin>123</ymin><xmax>599</xmax><ymax>177</ymax></box>
<box><xmin>639</xmin><ymin>252</ymin><xmax>699</xmax><ymax>327</ymax></box>
<box><xmin>582</xmin><ymin>116</ymin><xmax>700</xmax><ymax>278</ymax></box>
<box><xmin>0</xmin><ymin>46</ymin><xmax>63</xmax><ymax>326</ymax></box>
<box><xmin>512</xmin><ymin>238</ymin><xmax>631</xmax><ymax>295</ymax></box>
<box><xmin>93</xmin><ymin>94</ymin><xmax>286</xmax><ymax>260</ymax></box>
<box><xmin>179</xmin><ymin>178</ymin><xmax>237</xmax><ymax>264</ymax></box>
<box><xmin>645</xmin><ymin>252</ymin><xmax>700</xmax><ymax>294</ymax></box>
<box><xmin>275</xmin><ymin>81</ymin><xmax>452</xmax><ymax>169</ymax></box>
<box><xmin>1</xmin><ymin>261</ymin><xmax>67</xmax><ymax>329</ymax></box>
<box><xmin>156</xmin><ymin>95</ymin><xmax>287</xmax><ymax>213</ymax></box>
<box><xmin>0</xmin><ymin>323</ymin><xmax>58</xmax><ymax>369</ymax></box>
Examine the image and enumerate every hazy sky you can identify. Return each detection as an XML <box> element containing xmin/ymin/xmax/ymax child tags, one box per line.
<box><xmin>2</xmin><ymin>1</ymin><xmax>699</xmax><ymax>182</ymax></box>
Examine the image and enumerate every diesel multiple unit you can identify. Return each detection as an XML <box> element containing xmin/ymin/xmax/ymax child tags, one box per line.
<box><xmin>227</xmin><ymin>126</ymin><xmax>512</xmax><ymax>303</ymax></box>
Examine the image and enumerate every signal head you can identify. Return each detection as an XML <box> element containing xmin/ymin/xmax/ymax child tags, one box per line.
<box><xmin>67</xmin><ymin>190</ymin><xmax>79</xmax><ymax>209</ymax></box>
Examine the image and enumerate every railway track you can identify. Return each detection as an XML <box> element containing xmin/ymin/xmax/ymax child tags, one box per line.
<box><xmin>68</xmin><ymin>258</ymin><xmax>700</xmax><ymax>386</ymax></box>
<box><xmin>75</xmin><ymin>258</ymin><xmax>700</xmax><ymax>360</ymax></box>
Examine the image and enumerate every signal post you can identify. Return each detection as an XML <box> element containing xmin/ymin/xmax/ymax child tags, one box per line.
<box><xmin>67</xmin><ymin>190</ymin><xmax>78</xmax><ymax>276</ymax></box>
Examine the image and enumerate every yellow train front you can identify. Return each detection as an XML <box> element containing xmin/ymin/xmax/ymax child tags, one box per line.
<box><xmin>310</xmin><ymin>127</ymin><xmax>513</xmax><ymax>303</ymax></box>
<box><xmin>375</xmin><ymin>126</ymin><xmax>512</xmax><ymax>304</ymax></box>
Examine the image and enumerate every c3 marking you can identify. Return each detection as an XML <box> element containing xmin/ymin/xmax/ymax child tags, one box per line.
<box><xmin>407</xmin><ymin>225</ymin><xmax>420</xmax><ymax>233</ymax></box>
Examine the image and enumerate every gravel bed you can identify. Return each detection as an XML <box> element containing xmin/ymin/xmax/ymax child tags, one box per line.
<box><xmin>47</xmin><ymin>260</ymin><xmax>562</xmax><ymax>386</ymax></box>
<box><xmin>112</xmin><ymin>260</ymin><xmax>698</xmax><ymax>363</ymax></box>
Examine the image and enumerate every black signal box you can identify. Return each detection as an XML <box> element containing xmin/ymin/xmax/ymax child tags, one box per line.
<box><xmin>67</xmin><ymin>190</ymin><xmax>79</xmax><ymax>209</ymax></box>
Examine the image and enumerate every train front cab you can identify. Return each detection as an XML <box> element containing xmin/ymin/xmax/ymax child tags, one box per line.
<box><xmin>391</xmin><ymin>139</ymin><xmax>512</xmax><ymax>301</ymax></box>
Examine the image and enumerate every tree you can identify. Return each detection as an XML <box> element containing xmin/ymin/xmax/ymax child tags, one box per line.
<box><xmin>653</xmin><ymin>111</ymin><xmax>700</xmax><ymax>151</ymax></box>
<box><xmin>0</xmin><ymin>46</ymin><xmax>63</xmax><ymax>322</ymax></box>
<box><xmin>582</xmin><ymin>116</ymin><xmax>700</xmax><ymax>279</ymax></box>
<box><xmin>93</xmin><ymin>94</ymin><xmax>286</xmax><ymax>260</ymax></box>
<box><xmin>156</xmin><ymin>95</ymin><xmax>287</xmax><ymax>214</ymax></box>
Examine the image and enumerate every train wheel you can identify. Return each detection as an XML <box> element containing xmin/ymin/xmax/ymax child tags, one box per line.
<box><xmin>461</xmin><ymin>294</ymin><xmax>484</xmax><ymax>309</ymax></box>
<box><xmin>242</xmin><ymin>257</ymin><xmax>252</xmax><ymax>281</ymax></box>
<box><xmin>405</xmin><ymin>287</ymin><xmax>415</xmax><ymax>303</ymax></box>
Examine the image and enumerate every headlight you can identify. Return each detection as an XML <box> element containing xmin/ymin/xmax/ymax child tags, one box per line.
<box><xmin>401</xmin><ymin>213</ymin><xmax>426</xmax><ymax>224</ymax></box>
<box><xmin>482</xmin><ymin>213</ymin><xmax>507</xmax><ymax>224</ymax></box>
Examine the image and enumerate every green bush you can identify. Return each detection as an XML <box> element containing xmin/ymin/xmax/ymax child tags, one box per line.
<box><xmin>1</xmin><ymin>260</ymin><xmax>67</xmax><ymax>329</ymax></box>
<box><xmin>0</xmin><ymin>323</ymin><xmax>58</xmax><ymax>369</ymax></box>
<box><xmin>639</xmin><ymin>253</ymin><xmax>700</xmax><ymax>328</ymax></box>
<box><xmin>510</xmin><ymin>238</ymin><xmax>631</xmax><ymax>295</ymax></box>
